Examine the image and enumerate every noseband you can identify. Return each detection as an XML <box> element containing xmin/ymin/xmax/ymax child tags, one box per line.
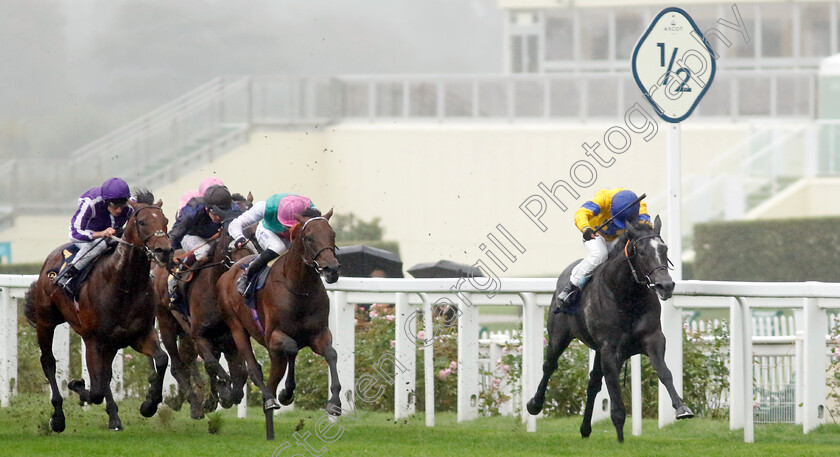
<box><xmin>624</xmin><ymin>234</ymin><xmax>670</xmax><ymax>287</ymax></box>
<box><xmin>294</xmin><ymin>216</ymin><xmax>336</xmax><ymax>274</ymax></box>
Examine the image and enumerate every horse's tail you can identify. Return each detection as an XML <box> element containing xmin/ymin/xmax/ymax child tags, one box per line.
<box><xmin>24</xmin><ymin>281</ymin><xmax>38</xmax><ymax>328</ymax></box>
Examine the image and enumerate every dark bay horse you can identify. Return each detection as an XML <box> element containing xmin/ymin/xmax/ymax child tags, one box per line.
<box><xmin>24</xmin><ymin>190</ymin><xmax>172</xmax><ymax>432</ymax></box>
<box><xmin>217</xmin><ymin>208</ymin><xmax>341</xmax><ymax>438</ymax></box>
<box><xmin>526</xmin><ymin>216</ymin><xmax>693</xmax><ymax>442</ymax></box>
<box><xmin>151</xmin><ymin>194</ymin><xmax>254</xmax><ymax>418</ymax></box>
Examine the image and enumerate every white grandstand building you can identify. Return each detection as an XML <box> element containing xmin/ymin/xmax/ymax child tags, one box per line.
<box><xmin>1</xmin><ymin>0</ymin><xmax>839</xmax><ymax>276</ymax></box>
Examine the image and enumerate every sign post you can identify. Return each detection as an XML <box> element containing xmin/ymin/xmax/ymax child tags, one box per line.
<box><xmin>631</xmin><ymin>6</ymin><xmax>716</xmax><ymax>431</ymax></box>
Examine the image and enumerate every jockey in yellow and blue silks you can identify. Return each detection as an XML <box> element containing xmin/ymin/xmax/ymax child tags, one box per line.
<box><xmin>556</xmin><ymin>188</ymin><xmax>651</xmax><ymax>308</ymax></box>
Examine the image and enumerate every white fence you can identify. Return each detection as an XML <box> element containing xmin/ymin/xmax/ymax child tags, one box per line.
<box><xmin>2</xmin><ymin>275</ymin><xmax>839</xmax><ymax>444</ymax></box>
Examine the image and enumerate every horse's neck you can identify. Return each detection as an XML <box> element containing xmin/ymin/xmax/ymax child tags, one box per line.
<box><xmin>601</xmin><ymin>253</ymin><xmax>643</xmax><ymax>300</ymax></box>
<box><xmin>105</xmin><ymin>243</ymin><xmax>150</xmax><ymax>288</ymax></box>
<box><xmin>282</xmin><ymin>238</ymin><xmax>320</xmax><ymax>286</ymax></box>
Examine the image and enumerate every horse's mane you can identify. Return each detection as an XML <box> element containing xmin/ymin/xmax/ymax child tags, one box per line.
<box><xmin>606</xmin><ymin>222</ymin><xmax>655</xmax><ymax>260</ymax></box>
<box><xmin>231</xmin><ymin>193</ymin><xmax>246</xmax><ymax>202</ymax></box>
<box><xmin>133</xmin><ymin>188</ymin><xmax>155</xmax><ymax>205</ymax></box>
<box><xmin>302</xmin><ymin>207</ymin><xmax>322</xmax><ymax>218</ymax></box>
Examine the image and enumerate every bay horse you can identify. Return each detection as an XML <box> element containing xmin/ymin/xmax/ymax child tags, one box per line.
<box><xmin>24</xmin><ymin>190</ymin><xmax>172</xmax><ymax>432</ymax></box>
<box><xmin>526</xmin><ymin>216</ymin><xmax>693</xmax><ymax>442</ymax></box>
<box><xmin>217</xmin><ymin>208</ymin><xmax>340</xmax><ymax>438</ymax></box>
<box><xmin>151</xmin><ymin>193</ymin><xmax>254</xmax><ymax>419</ymax></box>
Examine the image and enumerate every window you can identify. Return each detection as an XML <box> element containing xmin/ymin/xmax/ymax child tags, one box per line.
<box><xmin>801</xmin><ymin>3</ymin><xmax>831</xmax><ymax>57</ymax></box>
<box><xmin>545</xmin><ymin>11</ymin><xmax>574</xmax><ymax>61</ymax></box>
<box><xmin>760</xmin><ymin>4</ymin><xmax>793</xmax><ymax>58</ymax></box>
<box><xmin>615</xmin><ymin>10</ymin><xmax>644</xmax><ymax>59</ymax></box>
<box><xmin>579</xmin><ymin>10</ymin><xmax>609</xmax><ymax>61</ymax></box>
<box><xmin>728</xmin><ymin>4</ymin><xmax>756</xmax><ymax>59</ymax></box>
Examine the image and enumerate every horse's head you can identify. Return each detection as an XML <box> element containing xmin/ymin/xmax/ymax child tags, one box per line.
<box><xmin>125</xmin><ymin>190</ymin><xmax>171</xmax><ymax>267</ymax></box>
<box><xmin>294</xmin><ymin>208</ymin><xmax>340</xmax><ymax>284</ymax></box>
<box><xmin>623</xmin><ymin>215</ymin><xmax>674</xmax><ymax>300</ymax></box>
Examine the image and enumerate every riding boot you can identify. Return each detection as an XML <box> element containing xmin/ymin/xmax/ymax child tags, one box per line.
<box><xmin>553</xmin><ymin>281</ymin><xmax>580</xmax><ymax>314</ymax></box>
<box><xmin>167</xmin><ymin>275</ymin><xmax>180</xmax><ymax>310</ymax></box>
<box><xmin>237</xmin><ymin>250</ymin><xmax>279</xmax><ymax>295</ymax></box>
<box><xmin>55</xmin><ymin>265</ymin><xmax>79</xmax><ymax>292</ymax></box>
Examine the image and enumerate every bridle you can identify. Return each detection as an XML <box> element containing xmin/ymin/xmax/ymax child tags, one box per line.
<box><xmin>292</xmin><ymin>216</ymin><xmax>336</xmax><ymax>274</ymax></box>
<box><xmin>623</xmin><ymin>234</ymin><xmax>672</xmax><ymax>287</ymax></box>
<box><xmin>110</xmin><ymin>205</ymin><xmax>170</xmax><ymax>264</ymax></box>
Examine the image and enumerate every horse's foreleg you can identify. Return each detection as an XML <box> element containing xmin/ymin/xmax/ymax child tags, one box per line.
<box><xmin>132</xmin><ymin>330</ymin><xmax>168</xmax><ymax>418</ymax></box>
<box><xmin>526</xmin><ymin>333</ymin><xmax>571</xmax><ymax>416</ymax></box>
<box><xmin>580</xmin><ymin>351</ymin><xmax>604</xmax><ymax>438</ymax></box>
<box><xmin>160</xmin><ymin>320</ymin><xmax>204</xmax><ymax>419</ymax></box>
<box><xmin>222</xmin><ymin>337</ymin><xmax>248</xmax><ymax>405</ymax></box>
<box><xmin>270</xmin><ymin>332</ymin><xmax>298</xmax><ymax>406</ymax></box>
<box><xmin>98</xmin><ymin>349</ymin><xmax>122</xmax><ymax>431</ymax></box>
<box><xmin>311</xmin><ymin>330</ymin><xmax>341</xmax><ymax>415</ymax></box>
<box><xmin>78</xmin><ymin>339</ymin><xmax>107</xmax><ymax>405</ymax></box>
<box><xmin>231</xmin><ymin>324</ymin><xmax>279</xmax><ymax>411</ymax></box>
<box><xmin>600</xmin><ymin>350</ymin><xmax>626</xmax><ymax>443</ymax></box>
<box><xmin>193</xmin><ymin>334</ymin><xmax>233</xmax><ymax>406</ymax></box>
<box><xmin>646</xmin><ymin>334</ymin><xmax>694</xmax><ymax>420</ymax></box>
<box><xmin>37</xmin><ymin>322</ymin><xmax>66</xmax><ymax>432</ymax></box>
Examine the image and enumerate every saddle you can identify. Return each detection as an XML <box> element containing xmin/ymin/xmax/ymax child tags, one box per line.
<box><xmin>242</xmin><ymin>255</ymin><xmax>282</xmax><ymax>310</ymax></box>
<box><xmin>49</xmin><ymin>244</ymin><xmax>116</xmax><ymax>300</ymax></box>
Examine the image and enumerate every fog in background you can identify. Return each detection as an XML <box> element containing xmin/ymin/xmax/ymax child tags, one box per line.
<box><xmin>0</xmin><ymin>0</ymin><xmax>503</xmax><ymax>160</ymax></box>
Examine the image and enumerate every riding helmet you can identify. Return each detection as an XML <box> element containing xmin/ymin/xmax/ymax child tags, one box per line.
<box><xmin>203</xmin><ymin>185</ymin><xmax>233</xmax><ymax>214</ymax></box>
<box><xmin>610</xmin><ymin>189</ymin><xmax>640</xmax><ymax>229</ymax></box>
<box><xmin>101</xmin><ymin>178</ymin><xmax>131</xmax><ymax>202</ymax></box>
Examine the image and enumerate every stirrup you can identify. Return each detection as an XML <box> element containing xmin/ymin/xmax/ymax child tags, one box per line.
<box><xmin>236</xmin><ymin>273</ymin><xmax>249</xmax><ymax>295</ymax></box>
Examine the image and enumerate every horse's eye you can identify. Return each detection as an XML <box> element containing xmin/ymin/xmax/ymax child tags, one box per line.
<box><xmin>304</xmin><ymin>235</ymin><xmax>314</xmax><ymax>243</ymax></box>
<box><xmin>137</xmin><ymin>220</ymin><xmax>146</xmax><ymax>227</ymax></box>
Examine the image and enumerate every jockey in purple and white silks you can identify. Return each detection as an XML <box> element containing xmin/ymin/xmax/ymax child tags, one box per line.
<box><xmin>227</xmin><ymin>193</ymin><xmax>316</xmax><ymax>295</ymax></box>
<box><xmin>55</xmin><ymin>178</ymin><xmax>133</xmax><ymax>290</ymax></box>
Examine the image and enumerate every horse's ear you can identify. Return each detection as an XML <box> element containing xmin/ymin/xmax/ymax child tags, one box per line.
<box><xmin>654</xmin><ymin>215</ymin><xmax>662</xmax><ymax>235</ymax></box>
<box><xmin>324</xmin><ymin>208</ymin><xmax>333</xmax><ymax>221</ymax></box>
<box><xmin>155</xmin><ymin>199</ymin><xmax>163</xmax><ymax>208</ymax></box>
<box><xmin>247</xmin><ymin>192</ymin><xmax>253</xmax><ymax>203</ymax></box>
<box><xmin>624</xmin><ymin>219</ymin><xmax>637</xmax><ymax>235</ymax></box>
<box><xmin>295</xmin><ymin>213</ymin><xmax>306</xmax><ymax>223</ymax></box>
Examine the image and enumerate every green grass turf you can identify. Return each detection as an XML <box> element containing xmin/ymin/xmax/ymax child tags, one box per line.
<box><xmin>1</xmin><ymin>394</ymin><xmax>839</xmax><ymax>457</ymax></box>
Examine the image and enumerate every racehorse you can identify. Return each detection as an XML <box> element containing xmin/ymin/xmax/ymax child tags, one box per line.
<box><xmin>526</xmin><ymin>216</ymin><xmax>693</xmax><ymax>442</ymax></box>
<box><xmin>217</xmin><ymin>208</ymin><xmax>340</xmax><ymax>439</ymax></box>
<box><xmin>24</xmin><ymin>190</ymin><xmax>171</xmax><ymax>432</ymax></box>
<box><xmin>151</xmin><ymin>193</ymin><xmax>254</xmax><ymax>419</ymax></box>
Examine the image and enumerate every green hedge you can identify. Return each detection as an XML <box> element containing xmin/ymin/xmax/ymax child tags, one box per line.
<box><xmin>0</xmin><ymin>263</ymin><xmax>42</xmax><ymax>275</ymax></box>
<box><xmin>693</xmin><ymin>216</ymin><xmax>840</xmax><ymax>282</ymax></box>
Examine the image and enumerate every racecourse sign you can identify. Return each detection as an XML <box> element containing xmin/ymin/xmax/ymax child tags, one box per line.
<box><xmin>632</xmin><ymin>7</ymin><xmax>716</xmax><ymax>123</ymax></box>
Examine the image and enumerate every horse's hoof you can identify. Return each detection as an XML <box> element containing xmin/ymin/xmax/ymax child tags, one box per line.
<box><xmin>108</xmin><ymin>421</ymin><xmax>123</xmax><ymax>431</ymax></box>
<box><xmin>526</xmin><ymin>398</ymin><xmax>543</xmax><ymax>416</ymax></box>
<box><xmin>278</xmin><ymin>390</ymin><xmax>294</xmax><ymax>406</ymax></box>
<box><xmin>140</xmin><ymin>400</ymin><xmax>159</xmax><ymax>418</ymax></box>
<box><xmin>676</xmin><ymin>405</ymin><xmax>694</xmax><ymax>420</ymax></box>
<box><xmin>202</xmin><ymin>397</ymin><xmax>219</xmax><ymax>414</ymax></box>
<box><xmin>49</xmin><ymin>415</ymin><xmax>66</xmax><ymax>433</ymax></box>
<box><xmin>67</xmin><ymin>379</ymin><xmax>85</xmax><ymax>392</ymax></box>
<box><xmin>580</xmin><ymin>425</ymin><xmax>591</xmax><ymax>438</ymax></box>
<box><xmin>264</xmin><ymin>398</ymin><xmax>281</xmax><ymax>411</ymax></box>
<box><xmin>326</xmin><ymin>401</ymin><xmax>342</xmax><ymax>416</ymax></box>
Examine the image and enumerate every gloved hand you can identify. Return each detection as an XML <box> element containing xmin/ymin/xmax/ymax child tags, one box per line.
<box><xmin>229</xmin><ymin>236</ymin><xmax>247</xmax><ymax>252</ymax></box>
<box><xmin>582</xmin><ymin>228</ymin><xmax>595</xmax><ymax>241</ymax></box>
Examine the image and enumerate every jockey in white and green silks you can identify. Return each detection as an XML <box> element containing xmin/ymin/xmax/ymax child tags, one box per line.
<box><xmin>227</xmin><ymin>193</ymin><xmax>317</xmax><ymax>294</ymax></box>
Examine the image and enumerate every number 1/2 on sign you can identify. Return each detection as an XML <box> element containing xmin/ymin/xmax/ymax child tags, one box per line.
<box><xmin>656</xmin><ymin>42</ymin><xmax>691</xmax><ymax>92</ymax></box>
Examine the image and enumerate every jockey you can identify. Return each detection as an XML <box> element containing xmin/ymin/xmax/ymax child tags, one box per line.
<box><xmin>167</xmin><ymin>185</ymin><xmax>233</xmax><ymax>304</ymax></box>
<box><xmin>227</xmin><ymin>193</ymin><xmax>316</xmax><ymax>295</ymax></box>
<box><xmin>177</xmin><ymin>176</ymin><xmax>225</xmax><ymax>217</ymax></box>
<box><xmin>54</xmin><ymin>178</ymin><xmax>133</xmax><ymax>291</ymax></box>
<box><xmin>556</xmin><ymin>188</ymin><xmax>651</xmax><ymax>309</ymax></box>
